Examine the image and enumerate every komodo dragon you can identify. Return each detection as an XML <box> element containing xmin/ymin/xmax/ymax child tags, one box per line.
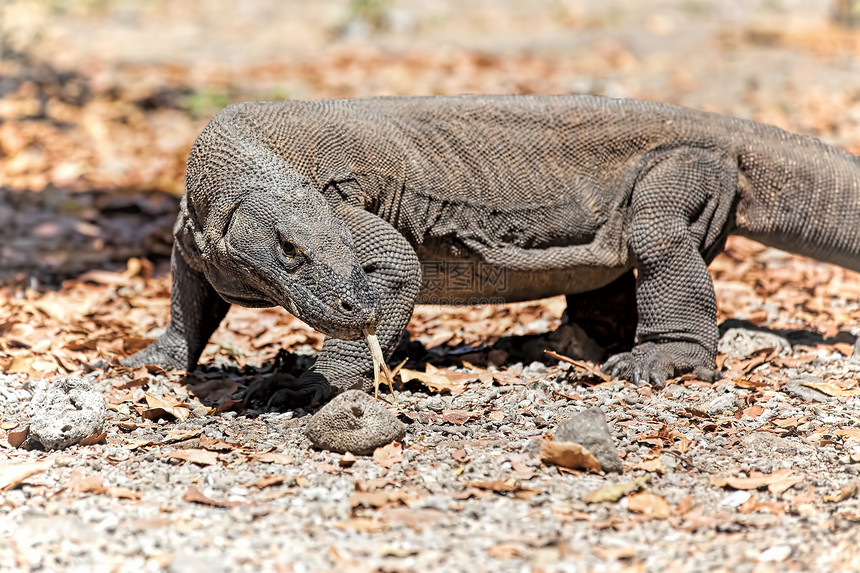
<box><xmin>123</xmin><ymin>94</ymin><xmax>860</xmax><ymax>407</ymax></box>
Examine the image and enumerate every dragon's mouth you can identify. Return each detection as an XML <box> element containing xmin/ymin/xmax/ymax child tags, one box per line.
<box><xmin>217</xmin><ymin>291</ymin><xmax>274</xmax><ymax>308</ymax></box>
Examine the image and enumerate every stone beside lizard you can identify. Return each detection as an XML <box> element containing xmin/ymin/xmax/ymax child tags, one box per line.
<box><xmin>123</xmin><ymin>95</ymin><xmax>860</xmax><ymax>407</ymax></box>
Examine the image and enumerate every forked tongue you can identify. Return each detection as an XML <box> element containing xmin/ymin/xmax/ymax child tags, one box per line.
<box><xmin>363</xmin><ymin>327</ymin><xmax>396</xmax><ymax>403</ymax></box>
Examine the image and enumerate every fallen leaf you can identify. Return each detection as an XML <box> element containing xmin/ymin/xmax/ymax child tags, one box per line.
<box><xmin>0</xmin><ymin>458</ymin><xmax>54</xmax><ymax>491</ymax></box>
<box><xmin>441</xmin><ymin>409</ymin><xmax>476</xmax><ymax>425</ymax></box>
<box><xmin>743</xmin><ymin>404</ymin><xmax>765</xmax><ymax>418</ymax></box>
<box><xmin>544</xmin><ymin>350</ymin><xmax>611</xmax><ymax>382</ymax></box>
<box><xmin>801</xmin><ymin>381</ymin><xmax>860</xmax><ymax>397</ymax></box>
<box><xmin>199</xmin><ymin>434</ymin><xmax>236</xmax><ymax>452</ymax></box>
<box><xmin>823</xmin><ymin>483</ymin><xmax>857</xmax><ymax>503</ymax></box>
<box><xmin>123</xmin><ymin>438</ymin><xmax>156</xmax><ymax>450</ymax></box>
<box><xmin>584</xmin><ymin>476</ymin><xmax>651</xmax><ymax>503</ymax></box>
<box><xmin>398</xmin><ymin>365</ymin><xmax>469</xmax><ymax>394</ymax></box>
<box><xmin>626</xmin><ymin>491</ymin><xmax>671</xmax><ymax>519</ymax></box>
<box><xmin>464</xmin><ymin>480</ymin><xmax>542</xmax><ymax>499</ymax></box>
<box><xmin>106</xmin><ymin>486</ymin><xmax>142</xmax><ymax>500</ymax></box>
<box><xmin>711</xmin><ymin>468</ymin><xmax>803</xmax><ymax>494</ymax></box>
<box><xmin>182</xmin><ymin>486</ymin><xmax>240</xmax><ymax>508</ymax></box>
<box><xmin>334</xmin><ymin>517</ymin><xmax>386</xmax><ymax>532</ymax></box>
<box><xmin>539</xmin><ymin>437</ymin><xmax>601</xmax><ymax>473</ymax></box>
<box><xmin>628</xmin><ymin>457</ymin><xmax>665</xmax><ymax>474</ymax></box>
<box><xmin>488</xmin><ymin>410</ymin><xmax>505</xmax><ymax>420</ymax></box>
<box><xmin>5</xmin><ymin>356</ymin><xmax>34</xmax><ymax>375</ymax></box>
<box><xmin>142</xmin><ymin>393</ymin><xmax>191</xmax><ymax>421</ymax></box>
<box><xmin>7</xmin><ymin>425</ymin><xmax>29</xmax><ymax>448</ymax></box>
<box><xmin>487</xmin><ymin>544</ymin><xmax>525</xmax><ymax>559</ymax></box>
<box><xmin>372</xmin><ymin>442</ymin><xmax>403</xmax><ymax>469</ymax></box>
<box><xmin>242</xmin><ymin>475</ymin><xmax>298</xmax><ymax>489</ymax></box>
<box><xmin>67</xmin><ymin>468</ymin><xmax>107</xmax><ymax>494</ymax></box>
<box><xmin>79</xmin><ymin>431</ymin><xmax>107</xmax><ymax>446</ymax></box>
<box><xmin>160</xmin><ymin>449</ymin><xmax>220</xmax><ymax>466</ymax></box>
<box><xmin>349</xmin><ymin>489</ymin><xmax>413</xmax><ymax>508</ymax></box>
<box><xmin>464</xmin><ymin>480</ymin><xmax>520</xmax><ymax>492</ymax></box>
<box><xmin>252</xmin><ymin>452</ymin><xmax>295</xmax><ymax>465</ymax></box>
<box><xmin>162</xmin><ymin>428</ymin><xmax>203</xmax><ymax>443</ymax></box>
<box><xmin>593</xmin><ymin>546</ymin><xmax>637</xmax><ymax>560</ymax></box>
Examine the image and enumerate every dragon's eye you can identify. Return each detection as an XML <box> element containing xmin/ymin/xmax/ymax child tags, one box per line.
<box><xmin>280</xmin><ymin>239</ymin><xmax>297</xmax><ymax>258</ymax></box>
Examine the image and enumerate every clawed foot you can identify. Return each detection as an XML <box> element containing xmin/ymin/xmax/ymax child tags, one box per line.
<box><xmin>601</xmin><ymin>341</ymin><xmax>719</xmax><ymax>387</ymax></box>
<box><xmin>120</xmin><ymin>337</ymin><xmax>187</xmax><ymax>370</ymax></box>
<box><xmin>243</xmin><ymin>371</ymin><xmax>335</xmax><ymax>410</ymax></box>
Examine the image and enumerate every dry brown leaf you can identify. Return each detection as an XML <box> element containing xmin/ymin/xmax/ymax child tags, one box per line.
<box><xmin>491</xmin><ymin>371</ymin><xmax>522</xmax><ymax>386</ymax></box>
<box><xmin>354</xmin><ymin>477</ymin><xmax>396</xmax><ymax>491</ymax></box>
<box><xmin>243</xmin><ymin>475</ymin><xmax>296</xmax><ymax>489</ymax></box>
<box><xmin>743</xmin><ymin>405</ymin><xmax>765</xmax><ymax>418</ymax></box>
<box><xmin>106</xmin><ymin>486</ymin><xmax>142</xmax><ymax>500</ymax></box>
<box><xmin>372</xmin><ymin>441</ymin><xmax>403</xmax><ymax>469</ymax></box>
<box><xmin>5</xmin><ymin>356</ymin><xmax>35</xmax><ymax>375</ymax></box>
<box><xmin>823</xmin><ymin>483</ymin><xmax>857</xmax><ymax>503</ymax></box>
<box><xmin>123</xmin><ymin>438</ymin><xmax>156</xmax><ymax>450</ymax></box>
<box><xmin>162</xmin><ymin>428</ymin><xmax>203</xmax><ymax>443</ymax></box>
<box><xmin>593</xmin><ymin>546</ymin><xmax>638</xmax><ymax>560</ymax></box>
<box><xmin>710</xmin><ymin>468</ymin><xmax>803</xmax><ymax>494</ymax></box>
<box><xmin>465</xmin><ymin>480</ymin><xmax>520</xmax><ymax>492</ymax></box>
<box><xmin>544</xmin><ymin>350</ymin><xmax>612</xmax><ymax>382</ymax></box>
<box><xmin>182</xmin><ymin>486</ymin><xmax>240</xmax><ymax>508</ymax></box>
<box><xmin>334</xmin><ymin>517</ymin><xmax>386</xmax><ymax>532</ymax></box>
<box><xmin>801</xmin><ymin>381</ymin><xmax>860</xmax><ymax>397</ymax></box>
<box><xmin>441</xmin><ymin>409</ymin><xmax>476</xmax><ymax>425</ymax></box>
<box><xmin>464</xmin><ymin>480</ymin><xmax>542</xmax><ymax>499</ymax></box>
<box><xmin>626</xmin><ymin>491</ymin><xmax>671</xmax><ymax>519</ymax></box>
<box><xmin>487</xmin><ymin>544</ymin><xmax>526</xmax><ymax>559</ymax></box>
<box><xmin>0</xmin><ymin>458</ymin><xmax>54</xmax><ymax>491</ymax></box>
<box><xmin>584</xmin><ymin>476</ymin><xmax>650</xmax><ymax>503</ymax></box>
<box><xmin>79</xmin><ymin>431</ymin><xmax>107</xmax><ymax>446</ymax></box>
<box><xmin>160</xmin><ymin>449</ymin><xmax>220</xmax><ymax>466</ymax></box>
<box><xmin>64</xmin><ymin>468</ymin><xmax>142</xmax><ymax>500</ymax></box>
<box><xmin>253</xmin><ymin>452</ymin><xmax>295</xmax><ymax>465</ymax></box>
<box><xmin>398</xmin><ymin>364</ymin><xmax>470</xmax><ymax>394</ymax></box>
<box><xmin>539</xmin><ymin>437</ymin><xmax>602</xmax><ymax>473</ymax></box>
<box><xmin>6</xmin><ymin>425</ymin><xmax>29</xmax><ymax>448</ymax></box>
<box><xmin>199</xmin><ymin>434</ymin><xmax>236</xmax><ymax>452</ymax></box>
<box><xmin>67</xmin><ymin>468</ymin><xmax>107</xmax><ymax>494</ymax></box>
<box><xmin>488</xmin><ymin>410</ymin><xmax>505</xmax><ymax>420</ymax></box>
<box><xmin>142</xmin><ymin>393</ymin><xmax>191</xmax><ymax>421</ymax></box>
<box><xmin>832</xmin><ymin>342</ymin><xmax>854</xmax><ymax>357</ymax></box>
<box><xmin>628</xmin><ymin>457</ymin><xmax>665</xmax><ymax>474</ymax></box>
<box><xmin>349</xmin><ymin>490</ymin><xmax>411</xmax><ymax>508</ymax></box>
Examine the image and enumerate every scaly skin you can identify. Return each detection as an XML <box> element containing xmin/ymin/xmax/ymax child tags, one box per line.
<box><xmin>124</xmin><ymin>95</ymin><xmax>860</xmax><ymax>406</ymax></box>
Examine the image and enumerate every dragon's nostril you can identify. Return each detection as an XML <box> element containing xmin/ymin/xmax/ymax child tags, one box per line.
<box><xmin>339</xmin><ymin>299</ymin><xmax>353</xmax><ymax>313</ymax></box>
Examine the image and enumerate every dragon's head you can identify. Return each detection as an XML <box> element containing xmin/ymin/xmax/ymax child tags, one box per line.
<box><xmin>187</xmin><ymin>169</ymin><xmax>378</xmax><ymax>341</ymax></box>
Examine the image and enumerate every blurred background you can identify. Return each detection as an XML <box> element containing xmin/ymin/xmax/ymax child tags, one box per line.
<box><xmin>1</xmin><ymin>0</ymin><xmax>859</xmax><ymax>284</ymax></box>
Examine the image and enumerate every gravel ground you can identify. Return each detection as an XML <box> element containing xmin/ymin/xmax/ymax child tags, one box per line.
<box><xmin>3</xmin><ymin>321</ymin><xmax>860</xmax><ymax>572</ymax></box>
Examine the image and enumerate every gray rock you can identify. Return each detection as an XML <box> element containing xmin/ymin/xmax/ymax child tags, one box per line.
<box><xmin>718</xmin><ymin>327</ymin><xmax>791</xmax><ymax>358</ymax></box>
<box><xmin>554</xmin><ymin>407</ymin><xmax>623</xmax><ymax>473</ymax></box>
<box><xmin>305</xmin><ymin>390</ymin><xmax>406</xmax><ymax>454</ymax></box>
<box><xmin>784</xmin><ymin>376</ymin><xmax>833</xmax><ymax>403</ymax></box>
<box><xmin>27</xmin><ymin>377</ymin><xmax>106</xmax><ymax>449</ymax></box>
<box><xmin>707</xmin><ymin>392</ymin><xmax>738</xmax><ymax>415</ymax></box>
<box><xmin>741</xmin><ymin>431</ymin><xmax>810</xmax><ymax>457</ymax></box>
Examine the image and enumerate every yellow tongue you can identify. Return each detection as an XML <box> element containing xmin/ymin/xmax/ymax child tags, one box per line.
<box><xmin>363</xmin><ymin>327</ymin><xmax>396</xmax><ymax>403</ymax></box>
